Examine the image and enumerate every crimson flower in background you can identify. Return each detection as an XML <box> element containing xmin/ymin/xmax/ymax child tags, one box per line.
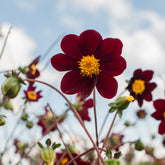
<box><xmin>126</xmin><ymin>69</ymin><xmax>157</xmax><ymax>107</ymax></box>
<box><xmin>26</xmin><ymin>56</ymin><xmax>40</xmax><ymax>79</ymax></box>
<box><xmin>51</xmin><ymin>30</ymin><xmax>126</xmax><ymax>99</ymax></box>
<box><xmin>151</xmin><ymin>99</ymin><xmax>165</xmax><ymax>135</ymax></box>
<box><xmin>37</xmin><ymin>105</ymin><xmax>66</xmax><ymax>135</ymax></box>
<box><xmin>73</xmin><ymin>93</ymin><xmax>93</xmax><ymax>121</ymax></box>
<box><xmin>24</xmin><ymin>84</ymin><xmax>42</xmax><ymax>102</ymax></box>
<box><xmin>55</xmin><ymin>152</ymin><xmax>91</xmax><ymax>165</ymax></box>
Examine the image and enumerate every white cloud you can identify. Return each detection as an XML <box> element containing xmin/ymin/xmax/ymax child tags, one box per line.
<box><xmin>0</xmin><ymin>23</ymin><xmax>36</xmax><ymax>71</ymax></box>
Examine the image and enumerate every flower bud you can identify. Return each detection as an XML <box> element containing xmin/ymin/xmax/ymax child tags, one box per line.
<box><xmin>41</xmin><ymin>148</ymin><xmax>55</xmax><ymax>165</ymax></box>
<box><xmin>1</xmin><ymin>77</ymin><xmax>22</xmax><ymax>98</ymax></box>
<box><xmin>105</xmin><ymin>159</ymin><xmax>121</xmax><ymax>165</ymax></box>
<box><xmin>135</xmin><ymin>139</ymin><xmax>144</xmax><ymax>151</ymax></box>
<box><xmin>2</xmin><ymin>100</ymin><xmax>14</xmax><ymax>111</ymax></box>
<box><xmin>21</xmin><ymin>113</ymin><xmax>28</xmax><ymax>121</ymax></box>
<box><xmin>0</xmin><ymin>115</ymin><xmax>6</xmax><ymax>126</ymax></box>
<box><xmin>26</xmin><ymin>121</ymin><xmax>33</xmax><ymax>128</ymax></box>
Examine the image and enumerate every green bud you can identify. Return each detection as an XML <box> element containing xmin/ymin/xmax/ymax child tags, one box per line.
<box><xmin>124</xmin><ymin>121</ymin><xmax>131</xmax><ymax>127</ymax></box>
<box><xmin>1</xmin><ymin>77</ymin><xmax>22</xmax><ymax>98</ymax></box>
<box><xmin>68</xmin><ymin>145</ymin><xmax>78</xmax><ymax>153</ymax></box>
<box><xmin>2</xmin><ymin>100</ymin><xmax>14</xmax><ymax>111</ymax></box>
<box><xmin>21</xmin><ymin>113</ymin><xmax>28</xmax><ymax>121</ymax></box>
<box><xmin>26</xmin><ymin>121</ymin><xmax>33</xmax><ymax>128</ymax></box>
<box><xmin>19</xmin><ymin>66</ymin><xmax>29</xmax><ymax>74</ymax></box>
<box><xmin>0</xmin><ymin>115</ymin><xmax>6</xmax><ymax>126</ymax></box>
<box><xmin>41</xmin><ymin>148</ymin><xmax>55</xmax><ymax>165</ymax></box>
<box><xmin>105</xmin><ymin>159</ymin><xmax>121</xmax><ymax>165</ymax></box>
<box><xmin>135</xmin><ymin>139</ymin><xmax>144</xmax><ymax>151</ymax></box>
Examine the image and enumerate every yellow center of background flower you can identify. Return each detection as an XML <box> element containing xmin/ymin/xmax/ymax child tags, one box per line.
<box><xmin>27</xmin><ymin>91</ymin><xmax>37</xmax><ymax>100</ymax></box>
<box><xmin>132</xmin><ymin>79</ymin><xmax>145</xmax><ymax>95</ymax></box>
<box><xmin>78</xmin><ymin>55</ymin><xmax>100</xmax><ymax>77</ymax></box>
<box><xmin>31</xmin><ymin>64</ymin><xmax>36</xmax><ymax>75</ymax></box>
<box><xmin>61</xmin><ymin>157</ymin><xmax>69</xmax><ymax>165</ymax></box>
<box><xmin>164</xmin><ymin>112</ymin><xmax>165</xmax><ymax>119</ymax></box>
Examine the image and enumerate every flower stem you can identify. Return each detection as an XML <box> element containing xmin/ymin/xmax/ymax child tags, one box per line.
<box><xmin>93</xmin><ymin>88</ymin><xmax>99</xmax><ymax>147</ymax></box>
<box><xmin>24</xmin><ymin>78</ymin><xmax>105</xmax><ymax>165</ymax></box>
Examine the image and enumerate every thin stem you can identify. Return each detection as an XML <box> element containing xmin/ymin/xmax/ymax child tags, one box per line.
<box><xmin>66</xmin><ymin>147</ymin><xmax>106</xmax><ymax>165</ymax></box>
<box><xmin>95</xmin><ymin>109</ymin><xmax>119</xmax><ymax>164</ymax></box>
<box><xmin>0</xmin><ymin>26</ymin><xmax>12</xmax><ymax>60</ymax></box>
<box><xmin>24</xmin><ymin>78</ymin><xmax>105</xmax><ymax>165</ymax></box>
<box><xmin>48</xmin><ymin>104</ymin><xmax>77</xmax><ymax>165</ymax></box>
<box><xmin>101</xmin><ymin>108</ymin><xmax>119</xmax><ymax>150</ymax></box>
<box><xmin>98</xmin><ymin>90</ymin><xmax>126</xmax><ymax>138</ymax></box>
<box><xmin>93</xmin><ymin>88</ymin><xmax>99</xmax><ymax>147</ymax></box>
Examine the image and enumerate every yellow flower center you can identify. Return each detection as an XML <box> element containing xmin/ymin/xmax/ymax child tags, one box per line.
<box><xmin>31</xmin><ymin>64</ymin><xmax>36</xmax><ymax>75</ymax></box>
<box><xmin>78</xmin><ymin>55</ymin><xmax>101</xmax><ymax>78</ymax></box>
<box><xmin>126</xmin><ymin>96</ymin><xmax>135</xmax><ymax>102</ymax></box>
<box><xmin>164</xmin><ymin>112</ymin><xmax>165</xmax><ymax>120</ymax></box>
<box><xmin>132</xmin><ymin>79</ymin><xmax>145</xmax><ymax>95</ymax></box>
<box><xmin>27</xmin><ymin>91</ymin><xmax>37</xmax><ymax>100</ymax></box>
<box><xmin>61</xmin><ymin>157</ymin><xmax>69</xmax><ymax>165</ymax></box>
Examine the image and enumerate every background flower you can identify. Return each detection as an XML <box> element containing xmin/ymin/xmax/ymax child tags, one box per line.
<box><xmin>126</xmin><ymin>69</ymin><xmax>157</xmax><ymax>107</ymax></box>
<box><xmin>151</xmin><ymin>99</ymin><xmax>165</xmax><ymax>135</ymax></box>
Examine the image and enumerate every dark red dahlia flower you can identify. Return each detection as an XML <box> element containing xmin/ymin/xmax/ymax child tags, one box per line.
<box><xmin>73</xmin><ymin>93</ymin><xmax>93</xmax><ymax>121</ymax></box>
<box><xmin>51</xmin><ymin>30</ymin><xmax>126</xmax><ymax>99</ymax></box>
<box><xmin>151</xmin><ymin>99</ymin><xmax>165</xmax><ymax>135</ymax></box>
<box><xmin>126</xmin><ymin>69</ymin><xmax>157</xmax><ymax>107</ymax></box>
<box><xmin>26</xmin><ymin>56</ymin><xmax>40</xmax><ymax>79</ymax></box>
<box><xmin>55</xmin><ymin>152</ymin><xmax>91</xmax><ymax>165</ymax></box>
<box><xmin>24</xmin><ymin>84</ymin><xmax>42</xmax><ymax>102</ymax></box>
<box><xmin>37</xmin><ymin>105</ymin><xmax>66</xmax><ymax>135</ymax></box>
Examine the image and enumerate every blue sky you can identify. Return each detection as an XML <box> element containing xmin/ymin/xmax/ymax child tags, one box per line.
<box><xmin>0</xmin><ymin>0</ymin><xmax>165</xmax><ymax>158</ymax></box>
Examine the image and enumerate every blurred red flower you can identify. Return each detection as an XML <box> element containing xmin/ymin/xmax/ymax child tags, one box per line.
<box><xmin>51</xmin><ymin>30</ymin><xmax>126</xmax><ymax>99</ymax></box>
<box><xmin>55</xmin><ymin>152</ymin><xmax>91</xmax><ymax>165</ymax></box>
<box><xmin>126</xmin><ymin>69</ymin><xmax>157</xmax><ymax>107</ymax></box>
<box><xmin>26</xmin><ymin>56</ymin><xmax>40</xmax><ymax>79</ymax></box>
<box><xmin>24</xmin><ymin>84</ymin><xmax>42</xmax><ymax>102</ymax></box>
<box><xmin>73</xmin><ymin>93</ymin><xmax>93</xmax><ymax>121</ymax></box>
<box><xmin>151</xmin><ymin>99</ymin><xmax>165</xmax><ymax>135</ymax></box>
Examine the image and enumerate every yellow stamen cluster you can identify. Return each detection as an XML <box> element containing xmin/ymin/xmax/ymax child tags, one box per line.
<box><xmin>164</xmin><ymin>112</ymin><xmax>165</xmax><ymax>120</ymax></box>
<box><xmin>61</xmin><ymin>157</ymin><xmax>69</xmax><ymax>165</ymax></box>
<box><xmin>132</xmin><ymin>79</ymin><xmax>145</xmax><ymax>95</ymax></box>
<box><xmin>78</xmin><ymin>55</ymin><xmax>101</xmax><ymax>78</ymax></box>
<box><xmin>31</xmin><ymin>64</ymin><xmax>36</xmax><ymax>75</ymax></box>
<box><xmin>27</xmin><ymin>91</ymin><xmax>37</xmax><ymax>100</ymax></box>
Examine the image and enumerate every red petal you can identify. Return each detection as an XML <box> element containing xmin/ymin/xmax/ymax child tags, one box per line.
<box><xmin>153</xmin><ymin>99</ymin><xmax>165</xmax><ymax>112</ymax></box>
<box><xmin>151</xmin><ymin>111</ymin><xmax>164</xmax><ymax>120</ymax></box>
<box><xmin>61</xmin><ymin>70</ymin><xmax>84</xmax><ymax>94</ymax></box>
<box><xmin>142</xmin><ymin>70</ymin><xmax>154</xmax><ymax>82</ymax></box>
<box><xmin>84</xmin><ymin>99</ymin><xmax>93</xmax><ymax>108</ymax></box>
<box><xmin>133</xmin><ymin>69</ymin><xmax>142</xmax><ymax>78</ymax></box>
<box><xmin>146</xmin><ymin>82</ymin><xmax>157</xmax><ymax>91</ymax></box>
<box><xmin>79</xmin><ymin>77</ymin><xmax>96</xmax><ymax>99</ymax></box>
<box><xmin>142</xmin><ymin>91</ymin><xmax>152</xmax><ymax>101</ymax></box>
<box><xmin>158</xmin><ymin>120</ymin><xmax>165</xmax><ymax>135</ymax></box>
<box><xmin>100</xmin><ymin>56</ymin><xmax>126</xmax><ymax>76</ymax></box>
<box><xmin>97</xmin><ymin>38</ymin><xmax>123</xmax><ymax>59</ymax></box>
<box><xmin>51</xmin><ymin>53</ymin><xmax>78</xmax><ymax>71</ymax></box>
<box><xmin>137</xmin><ymin>97</ymin><xmax>143</xmax><ymax>107</ymax></box>
<box><xmin>79</xmin><ymin>108</ymin><xmax>91</xmax><ymax>121</ymax></box>
<box><xmin>96</xmin><ymin>73</ymin><xmax>118</xmax><ymax>99</ymax></box>
<box><xmin>61</xmin><ymin>34</ymin><xmax>83</xmax><ymax>59</ymax></box>
<box><xmin>79</xmin><ymin>30</ymin><xmax>102</xmax><ymax>55</ymax></box>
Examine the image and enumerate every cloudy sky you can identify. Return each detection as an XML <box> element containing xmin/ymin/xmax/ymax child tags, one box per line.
<box><xmin>0</xmin><ymin>0</ymin><xmax>165</xmax><ymax>152</ymax></box>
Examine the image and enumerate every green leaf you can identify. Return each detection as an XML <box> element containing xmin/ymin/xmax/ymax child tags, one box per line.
<box><xmin>52</xmin><ymin>143</ymin><xmax>61</xmax><ymax>150</ymax></box>
<box><xmin>38</xmin><ymin>142</ymin><xmax>44</xmax><ymax>149</ymax></box>
<box><xmin>109</xmin><ymin>107</ymin><xmax>116</xmax><ymax>113</ymax></box>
